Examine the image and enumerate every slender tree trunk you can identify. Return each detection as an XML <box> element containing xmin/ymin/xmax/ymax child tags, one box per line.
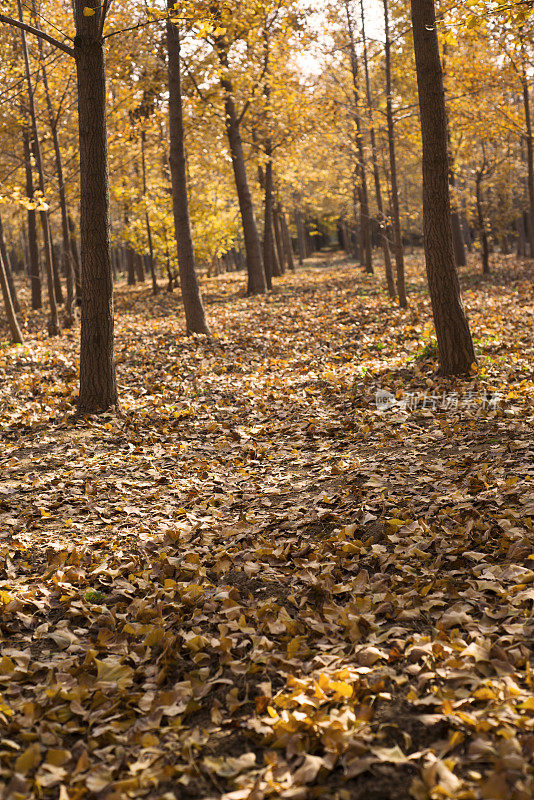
<box><xmin>0</xmin><ymin>212</ymin><xmax>20</xmax><ymax>314</ymax></box>
<box><xmin>384</xmin><ymin>0</ymin><xmax>407</xmax><ymax>307</ymax></box>
<box><xmin>273</xmin><ymin>205</ymin><xmax>286</xmax><ymax>273</ymax></box>
<box><xmin>68</xmin><ymin>214</ymin><xmax>82</xmax><ymax>299</ymax></box>
<box><xmin>475</xmin><ymin>170</ymin><xmax>490</xmax><ymax>275</ymax></box>
<box><xmin>166</xmin><ymin>15</ymin><xmax>210</xmax><ymax>333</ymax></box>
<box><xmin>280</xmin><ymin>209</ymin><xmax>295</xmax><ymax>271</ymax></box>
<box><xmin>140</xmin><ymin>131</ymin><xmax>158</xmax><ymax>294</ymax></box>
<box><xmin>410</xmin><ymin>0</ymin><xmax>476</xmax><ymax>375</ymax></box>
<box><xmin>126</xmin><ymin>247</ymin><xmax>136</xmax><ymax>285</ymax></box>
<box><xmin>0</xmin><ymin>249</ymin><xmax>24</xmax><ymax>345</ymax></box>
<box><xmin>361</xmin><ymin>0</ymin><xmax>395</xmax><ymax>296</ymax></box>
<box><xmin>49</xmin><ymin>234</ymin><xmax>65</xmax><ymax>304</ymax></box>
<box><xmin>17</xmin><ymin>0</ymin><xmax>60</xmax><ymax>335</ymax></box>
<box><xmin>442</xmin><ymin>42</ymin><xmax>466</xmax><ymax>268</ymax></box>
<box><xmin>36</xmin><ymin>26</ymin><xmax>76</xmax><ymax>323</ymax></box>
<box><xmin>216</xmin><ymin>61</ymin><xmax>266</xmax><ymax>293</ymax></box>
<box><xmin>522</xmin><ymin>73</ymin><xmax>534</xmax><ymax>258</ymax></box>
<box><xmin>263</xmin><ymin>146</ymin><xmax>275</xmax><ymax>289</ymax></box>
<box><xmin>135</xmin><ymin>252</ymin><xmax>145</xmax><ymax>282</ymax></box>
<box><xmin>295</xmin><ymin>209</ymin><xmax>306</xmax><ymax>265</ymax></box>
<box><xmin>345</xmin><ymin>0</ymin><xmax>373</xmax><ymax>274</ymax></box>
<box><xmin>22</xmin><ymin>126</ymin><xmax>41</xmax><ymax>309</ymax></box>
<box><xmin>73</xmin><ymin>0</ymin><xmax>117</xmax><ymax>413</ymax></box>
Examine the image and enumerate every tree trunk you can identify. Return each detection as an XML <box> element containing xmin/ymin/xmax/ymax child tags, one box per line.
<box><xmin>0</xmin><ymin>248</ymin><xmax>24</xmax><ymax>344</ymax></box>
<box><xmin>475</xmin><ymin>171</ymin><xmax>490</xmax><ymax>275</ymax></box>
<box><xmin>37</xmin><ymin>25</ymin><xmax>76</xmax><ymax>323</ymax></box>
<box><xmin>215</xmin><ymin>37</ymin><xmax>266</xmax><ymax>295</ymax></box>
<box><xmin>442</xmin><ymin>42</ymin><xmax>466</xmax><ymax>268</ymax></box>
<box><xmin>68</xmin><ymin>214</ymin><xmax>82</xmax><ymax>299</ymax></box>
<box><xmin>22</xmin><ymin>127</ymin><xmax>41</xmax><ymax>309</ymax></box>
<box><xmin>410</xmin><ymin>0</ymin><xmax>476</xmax><ymax>375</ymax></box>
<box><xmin>0</xmin><ymin>212</ymin><xmax>20</xmax><ymax>313</ymax></box>
<box><xmin>73</xmin><ymin>0</ymin><xmax>117</xmax><ymax>413</ymax></box>
<box><xmin>280</xmin><ymin>209</ymin><xmax>295</xmax><ymax>271</ymax></box>
<box><xmin>262</xmin><ymin>147</ymin><xmax>276</xmax><ymax>289</ymax></box>
<box><xmin>50</xmin><ymin>234</ymin><xmax>65</xmax><ymax>305</ymax></box>
<box><xmin>522</xmin><ymin>74</ymin><xmax>534</xmax><ymax>258</ymax></box>
<box><xmin>166</xmin><ymin>15</ymin><xmax>211</xmax><ymax>334</ymax></box>
<box><xmin>135</xmin><ymin>252</ymin><xmax>145</xmax><ymax>282</ymax></box>
<box><xmin>295</xmin><ymin>209</ymin><xmax>306</xmax><ymax>265</ymax></box>
<box><xmin>345</xmin><ymin>0</ymin><xmax>373</xmax><ymax>274</ymax></box>
<box><xmin>273</xmin><ymin>205</ymin><xmax>286</xmax><ymax>273</ymax></box>
<box><xmin>360</xmin><ymin>0</ymin><xmax>395</xmax><ymax>296</ymax></box>
<box><xmin>140</xmin><ymin>131</ymin><xmax>158</xmax><ymax>294</ymax></box>
<box><xmin>384</xmin><ymin>0</ymin><xmax>407</xmax><ymax>307</ymax></box>
<box><xmin>17</xmin><ymin>0</ymin><xmax>60</xmax><ymax>335</ymax></box>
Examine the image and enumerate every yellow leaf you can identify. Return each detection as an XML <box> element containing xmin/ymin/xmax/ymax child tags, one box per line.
<box><xmin>330</xmin><ymin>681</ymin><xmax>353</xmax><ymax>698</ymax></box>
<box><xmin>95</xmin><ymin>659</ymin><xmax>133</xmax><ymax>689</ymax></box>
<box><xmin>83</xmin><ymin>6</ymin><xmax>95</xmax><ymax>14</ymax></box>
<box><xmin>15</xmin><ymin>743</ymin><xmax>41</xmax><ymax>774</ymax></box>
<box><xmin>518</xmin><ymin>697</ymin><xmax>534</xmax><ymax>711</ymax></box>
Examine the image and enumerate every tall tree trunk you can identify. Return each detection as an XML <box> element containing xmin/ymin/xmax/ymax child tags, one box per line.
<box><xmin>475</xmin><ymin>170</ymin><xmax>490</xmax><ymax>275</ymax></box>
<box><xmin>17</xmin><ymin>0</ymin><xmax>60</xmax><ymax>335</ymax></box>
<box><xmin>0</xmin><ymin>212</ymin><xmax>20</xmax><ymax>313</ymax></box>
<box><xmin>73</xmin><ymin>0</ymin><xmax>117</xmax><ymax>413</ymax></box>
<box><xmin>22</xmin><ymin>126</ymin><xmax>41</xmax><ymax>309</ymax></box>
<box><xmin>215</xmin><ymin>37</ymin><xmax>266</xmax><ymax>295</ymax></box>
<box><xmin>135</xmin><ymin>252</ymin><xmax>145</xmax><ymax>282</ymax></box>
<box><xmin>36</xmin><ymin>24</ymin><xmax>76</xmax><ymax>323</ymax></box>
<box><xmin>522</xmin><ymin>73</ymin><xmax>534</xmax><ymax>258</ymax></box>
<box><xmin>140</xmin><ymin>130</ymin><xmax>158</xmax><ymax>294</ymax></box>
<box><xmin>442</xmin><ymin>42</ymin><xmax>466</xmax><ymax>268</ymax></box>
<box><xmin>295</xmin><ymin>209</ymin><xmax>306</xmax><ymax>265</ymax></box>
<box><xmin>280</xmin><ymin>208</ymin><xmax>295</xmax><ymax>271</ymax></box>
<box><xmin>0</xmin><ymin>248</ymin><xmax>24</xmax><ymax>345</ymax></box>
<box><xmin>50</xmin><ymin>234</ymin><xmax>65</xmax><ymax>305</ymax></box>
<box><xmin>126</xmin><ymin>247</ymin><xmax>136</xmax><ymax>285</ymax></box>
<box><xmin>360</xmin><ymin>0</ymin><xmax>395</xmax><ymax>296</ymax></box>
<box><xmin>166</xmin><ymin>15</ymin><xmax>211</xmax><ymax>334</ymax></box>
<box><xmin>263</xmin><ymin>145</ymin><xmax>275</xmax><ymax>289</ymax></box>
<box><xmin>273</xmin><ymin>205</ymin><xmax>286</xmax><ymax>273</ymax></box>
<box><xmin>410</xmin><ymin>0</ymin><xmax>476</xmax><ymax>375</ymax></box>
<box><xmin>384</xmin><ymin>0</ymin><xmax>407</xmax><ymax>307</ymax></box>
<box><xmin>68</xmin><ymin>214</ymin><xmax>82</xmax><ymax>299</ymax></box>
<box><xmin>344</xmin><ymin>0</ymin><xmax>373</xmax><ymax>274</ymax></box>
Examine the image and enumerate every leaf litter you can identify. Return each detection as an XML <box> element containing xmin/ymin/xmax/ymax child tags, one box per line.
<box><xmin>0</xmin><ymin>251</ymin><xmax>533</xmax><ymax>799</ymax></box>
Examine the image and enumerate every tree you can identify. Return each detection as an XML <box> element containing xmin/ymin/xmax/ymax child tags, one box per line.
<box><xmin>410</xmin><ymin>0</ymin><xmax>476</xmax><ymax>374</ymax></box>
<box><xmin>383</xmin><ymin>0</ymin><xmax>407</xmax><ymax>307</ymax></box>
<box><xmin>73</xmin><ymin>0</ymin><xmax>117</xmax><ymax>412</ymax></box>
<box><xmin>166</xmin><ymin>11</ymin><xmax>211</xmax><ymax>334</ymax></box>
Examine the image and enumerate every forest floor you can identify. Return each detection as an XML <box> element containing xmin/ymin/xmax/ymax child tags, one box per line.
<box><xmin>0</xmin><ymin>250</ymin><xmax>534</xmax><ymax>800</ymax></box>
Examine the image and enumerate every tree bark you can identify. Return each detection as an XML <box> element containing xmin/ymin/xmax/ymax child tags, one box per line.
<box><xmin>22</xmin><ymin>126</ymin><xmax>41</xmax><ymax>309</ymax></box>
<box><xmin>17</xmin><ymin>0</ymin><xmax>60</xmax><ymax>335</ymax></box>
<box><xmin>215</xmin><ymin>36</ymin><xmax>266</xmax><ymax>295</ymax></box>
<box><xmin>361</xmin><ymin>0</ymin><xmax>395</xmax><ymax>296</ymax></box>
<box><xmin>0</xmin><ymin>248</ymin><xmax>24</xmax><ymax>345</ymax></box>
<box><xmin>384</xmin><ymin>0</ymin><xmax>407</xmax><ymax>307</ymax></box>
<box><xmin>262</xmin><ymin>147</ymin><xmax>276</xmax><ymax>289</ymax></box>
<box><xmin>0</xmin><ymin>212</ymin><xmax>20</xmax><ymax>314</ymax></box>
<box><xmin>522</xmin><ymin>73</ymin><xmax>534</xmax><ymax>258</ymax></box>
<box><xmin>73</xmin><ymin>0</ymin><xmax>117</xmax><ymax>413</ymax></box>
<box><xmin>166</xmin><ymin>15</ymin><xmax>211</xmax><ymax>334</ymax></box>
<box><xmin>36</xmin><ymin>25</ymin><xmax>76</xmax><ymax>322</ymax></box>
<box><xmin>280</xmin><ymin>208</ymin><xmax>295</xmax><ymax>271</ymax></box>
<box><xmin>345</xmin><ymin>0</ymin><xmax>373</xmax><ymax>274</ymax></box>
<box><xmin>442</xmin><ymin>43</ymin><xmax>466</xmax><ymax>268</ymax></box>
<box><xmin>273</xmin><ymin>205</ymin><xmax>286</xmax><ymax>273</ymax></box>
<box><xmin>295</xmin><ymin>209</ymin><xmax>306</xmax><ymax>265</ymax></box>
<box><xmin>410</xmin><ymin>0</ymin><xmax>476</xmax><ymax>375</ymax></box>
<box><xmin>475</xmin><ymin>169</ymin><xmax>490</xmax><ymax>275</ymax></box>
<box><xmin>140</xmin><ymin>130</ymin><xmax>158</xmax><ymax>294</ymax></box>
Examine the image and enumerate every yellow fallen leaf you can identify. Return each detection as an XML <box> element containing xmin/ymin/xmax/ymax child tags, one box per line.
<box><xmin>15</xmin><ymin>742</ymin><xmax>41</xmax><ymax>774</ymax></box>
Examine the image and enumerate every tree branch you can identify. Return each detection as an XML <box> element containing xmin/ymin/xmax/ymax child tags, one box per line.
<box><xmin>0</xmin><ymin>13</ymin><xmax>74</xmax><ymax>56</ymax></box>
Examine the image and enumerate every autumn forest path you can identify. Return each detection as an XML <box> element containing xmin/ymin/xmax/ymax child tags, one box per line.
<box><xmin>0</xmin><ymin>251</ymin><xmax>534</xmax><ymax>799</ymax></box>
